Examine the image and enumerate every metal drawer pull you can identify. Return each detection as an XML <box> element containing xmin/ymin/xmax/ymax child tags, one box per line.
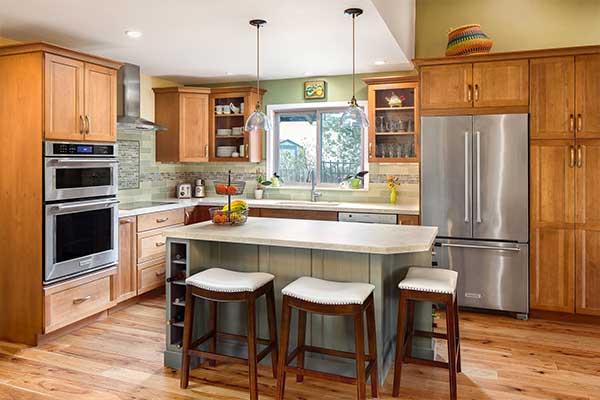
<box><xmin>577</xmin><ymin>145</ymin><xmax>583</xmax><ymax>168</ymax></box>
<box><xmin>156</xmin><ymin>217</ymin><xmax>169</xmax><ymax>223</ymax></box>
<box><xmin>56</xmin><ymin>159</ymin><xmax>119</xmax><ymax>164</ymax></box>
<box><xmin>441</xmin><ymin>243</ymin><xmax>520</xmax><ymax>252</ymax></box>
<box><xmin>79</xmin><ymin>115</ymin><xmax>85</xmax><ymax>134</ymax></box>
<box><xmin>85</xmin><ymin>115</ymin><xmax>90</xmax><ymax>133</ymax></box>
<box><xmin>569</xmin><ymin>146</ymin><xmax>575</xmax><ymax>168</ymax></box>
<box><xmin>155</xmin><ymin>242</ymin><xmax>166</xmax><ymax>247</ymax></box>
<box><xmin>73</xmin><ymin>295</ymin><xmax>91</xmax><ymax>304</ymax></box>
<box><xmin>155</xmin><ymin>271</ymin><xmax>166</xmax><ymax>277</ymax></box>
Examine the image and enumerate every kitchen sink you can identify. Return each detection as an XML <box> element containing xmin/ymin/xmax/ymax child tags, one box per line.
<box><xmin>275</xmin><ymin>201</ymin><xmax>340</xmax><ymax>207</ymax></box>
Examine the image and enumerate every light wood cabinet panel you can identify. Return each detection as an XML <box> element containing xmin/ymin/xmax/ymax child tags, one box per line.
<box><xmin>575</xmin><ymin>54</ymin><xmax>600</xmax><ymax>139</ymax></box>
<box><xmin>137</xmin><ymin>208</ymin><xmax>185</xmax><ymax>232</ymax></box>
<box><xmin>180</xmin><ymin>93</ymin><xmax>209</xmax><ymax>161</ymax></box>
<box><xmin>113</xmin><ymin>217</ymin><xmax>137</xmax><ymax>303</ymax></box>
<box><xmin>530</xmin><ymin>57</ymin><xmax>575</xmax><ymax>139</ymax></box>
<box><xmin>44</xmin><ymin>53</ymin><xmax>84</xmax><ymax>140</ymax></box>
<box><xmin>398</xmin><ymin>215</ymin><xmax>420</xmax><ymax>225</ymax></box>
<box><xmin>530</xmin><ymin>140</ymin><xmax>576</xmax><ymax>313</ymax></box>
<box><xmin>138</xmin><ymin>261</ymin><xmax>166</xmax><ymax>294</ymax></box>
<box><xmin>472</xmin><ymin>60</ymin><xmax>529</xmax><ymax>108</ymax></box>
<box><xmin>576</xmin><ymin>229</ymin><xmax>600</xmax><ymax>315</ymax></box>
<box><xmin>258</xmin><ymin>208</ymin><xmax>338</xmax><ymax>221</ymax></box>
<box><xmin>137</xmin><ymin>230</ymin><xmax>168</xmax><ymax>264</ymax></box>
<box><xmin>420</xmin><ymin>64</ymin><xmax>472</xmax><ymax>110</ymax></box>
<box><xmin>84</xmin><ymin>63</ymin><xmax>116</xmax><ymax>142</ymax></box>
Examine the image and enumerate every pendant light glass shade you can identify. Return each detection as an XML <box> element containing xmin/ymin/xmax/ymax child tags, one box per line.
<box><xmin>245</xmin><ymin>19</ymin><xmax>270</xmax><ymax>133</ymax></box>
<box><xmin>341</xmin><ymin>8</ymin><xmax>369</xmax><ymax>130</ymax></box>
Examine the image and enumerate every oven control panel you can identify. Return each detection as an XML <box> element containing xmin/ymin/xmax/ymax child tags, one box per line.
<box><xmin>46</xmin><ymin>141</ymin><xmax>116</xmax><ymax>157</ymax></box>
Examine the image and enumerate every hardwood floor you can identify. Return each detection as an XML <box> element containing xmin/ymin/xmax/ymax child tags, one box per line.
<box><xmin>1</xmin><ymin>293</ymin><xmax>600</xmax><ymax>399</ymax></box>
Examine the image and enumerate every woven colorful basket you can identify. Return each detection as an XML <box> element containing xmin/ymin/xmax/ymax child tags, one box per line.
<box><xmin>446</xmin><ymin>24</ymin><xmax>493</xmax><ymax>56</ymax></box>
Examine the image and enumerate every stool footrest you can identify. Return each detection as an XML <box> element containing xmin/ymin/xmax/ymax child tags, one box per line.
<box><xmin>285</xmin><ymin>365</ymin><xmax>356</xmax><ymax>385</ymax></box>
<box><xmin>413</xmin><ymin>330</ymin><xmax>448</xmax><ymax>340</ymax></box>
<box><xmin>403</xmin><ymin>355</ymin><xmax>448</xmax><ymax>369</ymax></box>
<box><xmin>257</xmin><ymin>342</ymin><xmax>276</xmax><ymax>362</ymax></box>
<box><xmin>217</xmin><ymin>331</ymin><xmax>272</xmax><ymax>346</ymax></box>
<box><xmin>188</xmin><ymin>349</ymin><xmax>248</xmax><ymax>365</ymax></box>
<box><xmin>287</xmin><ymin>344</ymin><xmax>375</xmax><ymax>363</ymax></box>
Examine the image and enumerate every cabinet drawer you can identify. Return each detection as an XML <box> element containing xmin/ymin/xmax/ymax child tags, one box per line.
<box><xmin>137</xmin><ymin>229</ymin><xmax>169</xmax><ymax>263</ymax></box>
<box><xmin>44</xmin><ymin>270</ymin><xmax>114</xmax><ymax>333</ymax></box>
<box><xmin>138</xmin><ymin>261</ymin><xmax>166</xmax><ymax>294</ymax></box>
<box><xmin>137</xmin><ymin>209</ymin><xmax>184</xmax><ymax>232</ymax></box>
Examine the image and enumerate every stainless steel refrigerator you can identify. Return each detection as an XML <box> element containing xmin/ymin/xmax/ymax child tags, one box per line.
<box><xmin>421</xmin><ymin>114</ymin><xmax>529</xmax><ymax>317</ymax></box>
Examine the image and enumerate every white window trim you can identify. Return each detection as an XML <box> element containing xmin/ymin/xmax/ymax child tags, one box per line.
<box><xmin>266</xmin><ymin>100</ymin><xmax>369</xmax><ymax>189</ymax></box>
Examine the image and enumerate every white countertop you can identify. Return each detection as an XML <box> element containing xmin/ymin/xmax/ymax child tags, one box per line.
<box><xmin>163</xmin><ymin>218</ymin><xmax>437</xmax><ymax>255</ymax></box>
<box><xmin>118</xmin><ymin>197</ymin><xmax>419</xmax><ymax>218</ymax></box>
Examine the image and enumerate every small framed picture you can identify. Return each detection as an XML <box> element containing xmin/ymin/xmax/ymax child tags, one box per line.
<box><xmin>304</xmin><ymin>80</ymin><xmax>326</xmax><ymax>99</ymax></box>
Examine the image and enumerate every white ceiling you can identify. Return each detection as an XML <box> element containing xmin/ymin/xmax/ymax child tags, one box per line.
<box><xmin>0</xmin><ymin>0</ymin><xmax>415</xmax><ymax>84</ymax></box>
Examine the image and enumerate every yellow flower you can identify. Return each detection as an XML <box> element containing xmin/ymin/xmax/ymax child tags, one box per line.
<box><xmin>387</xmin><ymin>182</ymin><xmax>395</xmax><ymax>190</ymax></box>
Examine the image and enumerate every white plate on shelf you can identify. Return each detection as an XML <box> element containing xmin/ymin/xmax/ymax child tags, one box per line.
<box><xmin>216</xmin><ymin>129</ymin><xmax>233</xmax><ymax>136</ymax></box>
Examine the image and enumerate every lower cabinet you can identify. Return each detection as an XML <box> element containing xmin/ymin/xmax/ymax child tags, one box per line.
<box><xmin>138</xmin><ymin>260</ymin><xmax>166</xmax><ymax>295</ymax></box>
<box><xmin>113</xmin><ymin>217</ymin><xmax>137</xmax><ymax>303</ymax></box>
<box><xmin>257</xmin><ymin>208</ymin><xmax>338</xmax><ymax>221</ymax></box>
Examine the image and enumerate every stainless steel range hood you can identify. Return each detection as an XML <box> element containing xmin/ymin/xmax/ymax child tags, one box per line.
<box><xmin>117</xmin><ymin>63</ymin><xmax>167</xmax><ymax>131</ymax></box>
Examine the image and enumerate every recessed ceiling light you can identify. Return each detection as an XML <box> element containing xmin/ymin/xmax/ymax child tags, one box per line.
<box><xmin>374</xmin><ymin>60</ymin><xmax>386</xmax><ymax>65</ymax></box>
<box><xmin>125</xmin><ymin>30</ymin><xmax>143</xmax><ymax>39</ymax></box>
<box><xmin>226</xmin><ymin>72</ymin><xmax>234</xmax><ymax>76</ymax></box>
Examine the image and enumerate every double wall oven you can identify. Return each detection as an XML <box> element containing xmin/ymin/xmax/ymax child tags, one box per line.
<box><xmin>44</xmin><ymin>141</ymin><xmax>119</xmax><ymax>284</ymax></box>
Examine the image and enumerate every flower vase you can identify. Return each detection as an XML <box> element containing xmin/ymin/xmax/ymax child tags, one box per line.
<box><xmin>390</xmin><ymin>189</ymin><xmax>397</xmax><ymax>205</ymax></box>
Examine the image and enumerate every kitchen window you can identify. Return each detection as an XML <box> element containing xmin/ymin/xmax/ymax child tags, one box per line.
<box><xmin>268</xmin><ymin>102</ymin><xmax>367</xmax><ymax>186</ymax></box>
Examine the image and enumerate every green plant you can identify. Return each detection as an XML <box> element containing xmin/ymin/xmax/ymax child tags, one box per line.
<box><xmin>342</xmin><ymin>170</ymin><xmax>369</xmax><ymax>181</ymax></box>
<box><xmin>257</xmin><ymin>175</ymin><xmax>272</xmax><ymax>189</ymax></box>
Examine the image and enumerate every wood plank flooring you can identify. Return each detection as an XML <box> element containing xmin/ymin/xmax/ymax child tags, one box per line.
<box><xmin>1</xmin><ymin>294</ymin><xmax>600</xmax><ymax>399</ymax></box>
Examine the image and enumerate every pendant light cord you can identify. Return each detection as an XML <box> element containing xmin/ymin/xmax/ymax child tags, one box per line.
<box><xmin>256</xmin><ymin>24</ymin><xmax>261</xmax><ymax>110</ymax></box>
<box><xmin>352</xmin><ymin>13</ymin><xmax>356</xmax><ymax>102</ymax></box>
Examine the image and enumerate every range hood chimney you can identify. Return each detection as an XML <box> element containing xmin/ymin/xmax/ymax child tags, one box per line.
<box><xmin>117</xmin><ymin>63</ymin><xmax>167</xmax><ymax>131</ymax></box>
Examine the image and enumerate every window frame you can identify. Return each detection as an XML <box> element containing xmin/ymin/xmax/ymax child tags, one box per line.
<box><xmin>267</xmin><ymin>101</ymin><xmax>369</xmax><ymax>188</ymax></box>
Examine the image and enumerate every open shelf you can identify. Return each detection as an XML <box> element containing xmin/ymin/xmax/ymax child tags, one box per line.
<box><xmin>215</xmin><ymin>135</ymin><xmax>245</xmax><ymax>139</ymax></box>
<box><xmin>376</xmin><ymin>131</ymin><xmax>415</xmax><ymax>136</ymax></box>
<box><xmin>215</xmin><ymin>113</ymin><xmax>244</xmax><ymax>117</ymax></box>
<box><xmin>172</xmin><ymin>259</ymin><xmax>187</xmax><ymax>265</ymax></box>
<box><xmin>375</xmin><ymin>106</ymin><xmax>414</xmax><ymax>111</ymax></box>
<box><xmin>172</xmin><ymin>299</ymin><xmax>186</xmax><ymax>307</ymax></box>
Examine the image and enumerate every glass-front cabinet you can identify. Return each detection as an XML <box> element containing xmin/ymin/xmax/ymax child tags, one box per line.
<box><xmin>209</xmin><ymin>86</ymin><xmax>265</xmax><ymax>162</ymax></box>
<box><xmin>364</xmin><ymin>76</ymin><xmax>420</xmax><ymax>163</ymax></box>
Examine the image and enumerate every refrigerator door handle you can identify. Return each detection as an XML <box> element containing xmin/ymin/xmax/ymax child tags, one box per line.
<box><xmin>464</xmin><ymin>131</ymin><xmax>470</xmax><ymax>223</ymax></box>
<box><xmin>441</xmin><ymin>243</ymin><xmax>521</xmax><ymax>252</ymax></box>
<box><xmin>475</xmin><ymin>131</ymin><xmax>482</xmax><ymax>223</ymax></box>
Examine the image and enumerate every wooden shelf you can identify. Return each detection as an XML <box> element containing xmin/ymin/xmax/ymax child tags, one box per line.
<box><xmin>215</xmin><ymin>135</ymin><xmax>245</xmax><ymax>139</ymax></box>
<box><xmin>375</xmin><ymin>106</ymin><xmax>414</xmax><ymax>111</ymax></box>
<box><xmin>215</xmin><ymin>113</ymin><xmax>244</xmax><ymax>117</ymax></box>
<box><xmin>213</xmin><ymin>156</ymin><xmax>249</xmax><ymax>162</ymax></box>
<box><xmin>375</xmin><ymin>131</ymin><xmax>415</xmax><ymax>136</ymax></box>
<box><xmin>372</xmin><ymin>156</ymin><xmax>419</xmax><ymax>163</ymax></box>
<box><xmin>172</xmin><ymin>300</ymin><xmax>186</xmax><ymax>307</ymax></box>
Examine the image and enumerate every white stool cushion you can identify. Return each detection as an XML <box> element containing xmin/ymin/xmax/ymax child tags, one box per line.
<box><xmin>186</xmin><ymin>268</ymin><xmax>274</xmax><ymax>293</ymax></box>
<box><xmin>398</xmin><ymin>267</ymin><xmax>458</xmax><ymax>294</ymax></box>
<box><xmin>281</xmin><ymin>277</ymin><xmax>375</xmax><ymax>305</ymax></box>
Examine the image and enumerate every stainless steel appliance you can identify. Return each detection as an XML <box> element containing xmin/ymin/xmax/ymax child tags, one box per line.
<box><xmin>194</xmin><ymin>179</ymin><xmax>206</xmax><ymax>198</ymax></box>
<box><xmin>44</xmin><ymin>141</ymin><xmax>119</xmax><ymax>283</ymax></box>
<box><xmin>421</xmin><ymin>114</ymin><xmax>529</xmax><ymax>317</ymax></box>
<box><xmin>177</xmin><ymin>183</ymin><xmax>192</xmax><ymax>199</ymax></box>
<box><xmin>338</xmin><ymin>212</ymin><xmax>397</xmax><ymax>224</ymax></box>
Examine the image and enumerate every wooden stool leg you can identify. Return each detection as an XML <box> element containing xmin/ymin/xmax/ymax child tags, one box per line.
<box><xmin>405</xmin><ymin>300</ymin><xmax>415</xmax><ymax>358</ymax></box>
<box><xmin>392</xmin><ymin>291</ymin><xmax>408</xmax><ymax>397</ymax></box>
<box><xmin>247</xmin><ymin>297</ymin><xmax>258</xmax><ymax>400</ymax></box>
<box><xmin>266</xmin><ymin>284</ymin><xmax>279</xmax><ymax>379</ymax></box>
<box><xmin>365</xmin><ymin>296</ymin><xmax>379</xmax><ymax>399</ymax></box>
<box><xmin>296</xmin><ymin>310</ymin><xmax>307</xmax><ymax>383</ymax></box>
<box><xmin>180</xmin><ymin>286</ymin><xmax>195</xmax><ymax>389</ymax></box>
<box><xmin>276</xmin><ymin>296</ymin><xmax>292</xmax><ymax>400</ymax></box>
<box><xmin>208</xmin><ymin>301</ymin><xmax>217</xmax><ymax>367</ymax></box>
<box><xmin>354</xmin><ymin>308</ymin><xmax>367</xmax><ymax>400</ymax></box>
<box><xmin>454</xmin><ymin>298</ymin><xmax>461</xmax><ymax>373</ymax></box>
<box><xmin>445</xmin><ymin>296</ymin><xmax>458</xmax><ymax>400</ymax></box>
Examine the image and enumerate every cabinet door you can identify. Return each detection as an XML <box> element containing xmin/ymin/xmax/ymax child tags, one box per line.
<box><xmin>420</xmin><ymin>64</ymin><xmax>472</xmax><ymax>110</ymax></box>
<box><xmin>113</xmin><ymin>217</ymin><xmax>137</xmax><ymax>302</ymax></box>
<box><xmin>84</xmin><ymin>63</ymin><xmax>117</xmax><ymax>142</ymax></box>
<box><xmin>472</xmin><ymin>60</ymin><xmax>529</xmax><ymax>108</ymax></box>
<box><xmin>575</xmin><ymin>55</ymin><xmax>600</xmax><ymax>139</ymax></box>
<box><xmin>530</xmin><ymin>141</ymin><xmax>575</xmax><ymax>312</ymax></box>
<box><xmin>180</xmin><ymin>93</ymin><xmax>209</xmax><ymax>162</ymax></box>
<box><xmin>530</xmin><ymin>57</ymin><xmax>575</xmax><ymax>139</ymax></box>
<box><xmin>44</xmin><ymin>54</ymin><xmax>84</xmax><ymax>140</ymax></box>
<box><xmin>575</xmin><ymin>140</ymin><xmax>600</xmax><ymax>315</ymax></box>
<box><xmin>184</xmin><ymin>206</ymin><xmax>211</xmax><ymax>225</ymax></box>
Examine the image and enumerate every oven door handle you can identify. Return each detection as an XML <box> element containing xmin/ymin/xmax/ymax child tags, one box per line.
<box><xmin>50</xmin><ymin>199</ymin><xmax>120</xmax><ymax>213</ymax></box>
<box><xmin>54</xmin><ymin>158</ymin><xmax>119</xmax><ymax>164</ymax></box>
<box><xmin>441</xmin><ymin>243</ymin><xmax>521</xmax><ymax>252</ymax></box>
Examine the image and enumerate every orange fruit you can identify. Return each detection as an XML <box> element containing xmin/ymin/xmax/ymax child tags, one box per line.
<box><xmin>227</xmin><ymin>186</ymin><xmax>238</xmax><ymax>195</ymax></box>
<box><xmin>216</xmin><ymin>184</ymin><xmax>227</xmax><ymax>194</ymax></box>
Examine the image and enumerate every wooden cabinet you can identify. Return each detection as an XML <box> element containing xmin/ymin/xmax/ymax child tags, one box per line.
<box><xmin>364</xmin><ymin>76</ymin><xmax>419</xmax><ymax>163</ymax></box>
<box><xmin>44</xmin><ymin>53</ymin><xmax>117</xmax><ymax>142</ymax></box>
<box><xmin>184</xmin><ymin>206</ymin><xmax>211</xmax><ymax>225</ymax></box>
<box><xmin>138</xmin><ymin>260</ymin><xmax>166</xmax><ymax>295</ymax></box>
<box><xmin>418</xmin><ymin>60</ymin><xmax>528</xmax><ymax>113</ymax></box>
<box><xmin>209</xmin><ymin>86</ymin><xmax>265</xmax><ymax>162</ymax></box>
<box><xmin>420</xmin><ymin>64</ymin><xmax>472</xmax><ymax>110</ymax></box>
<box><xmin>575</xmin><ymin>55</ymin><xmax>600</xmax><ymax>139</ymax></box>
<box><xmin>530</xmin><ymin>57</ymin><xmax>575</xmax><ymax>140</ymax></box>
<box><xmin>137</xmin><ymin>208</ymin><xmax>185</xmax><ymax>232</ymax></box>
<box><xmin>472</xmin><ymin>60</ymin><xmax>529</xmax><ymax>108</ymax></box>
<box><xmin>258</xmin><ymin>208</ymin><xmax>338</xmax><ymax>221</ymax></box>
<box><xmin>154</xmin><ymin>87</ymin><xmax>211</xmax><ymax>162</ymax></box>
<box><xmin>398</xmin><ymin>215</ymin><xmax>420</xmax><ymax>225</ymax></box>
<box><xmin>113</xmin><ymin>217</ymin><xmax>137</xmax><ymax>303</ymax></box>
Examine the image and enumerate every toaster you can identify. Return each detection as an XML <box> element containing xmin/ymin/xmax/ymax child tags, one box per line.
<box><xmin>177</xmin><ymin>183</ymin><xmax>192</xmax><ymax>199</ymax></box>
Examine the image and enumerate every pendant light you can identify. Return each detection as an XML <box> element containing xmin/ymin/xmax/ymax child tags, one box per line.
<box><xmin>245</xmin><ymin>19</ymin><xmax>271</xmax><ymax>133</ymax></box>
<box><xmin>340</xmin><ymin>8</ymin><xmax>369</xmax><ymax>130</ymax></box>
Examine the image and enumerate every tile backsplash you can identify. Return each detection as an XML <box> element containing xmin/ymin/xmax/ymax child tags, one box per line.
<box><xmin>117</xmin><ymin>130</ymin><xmax>420</xmax><ymax>206</ymax></box>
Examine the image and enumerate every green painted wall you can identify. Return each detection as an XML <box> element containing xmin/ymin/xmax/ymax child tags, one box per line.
<box><xmin>416</xmin><ymin>0</ymin><xmax>600</xmax><ymax>58</ymax></box>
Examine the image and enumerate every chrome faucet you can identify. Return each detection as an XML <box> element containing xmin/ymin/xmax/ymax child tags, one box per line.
<box><xmin>308</xmin><ymin>169</ymin><xmax>322</xmax><ymax>202</ymax></box>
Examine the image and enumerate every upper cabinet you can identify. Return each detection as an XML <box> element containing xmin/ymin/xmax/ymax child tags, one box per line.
<box><xmin>575</xmin><ymin>54</ymin><xmax>600</xmax><ymax>139</ymax></box>
<box><xmin>44</xmin><ymin>52</ymin><xmax>118</xmax><ymax>142</ymax></box>
<box><xmin>154</xmin><ymin>87</ymin><xmax>211</xmax><ymax>162</ymax></box>
<box><xmin>418</xmin><ymin>60</ymin><xmax>528</xmax><ymax>113</ymax></box>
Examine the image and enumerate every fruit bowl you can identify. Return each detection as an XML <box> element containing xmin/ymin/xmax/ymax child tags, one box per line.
<box><xmin>214</xmin><ymin>180</ymin><xmax>246</xmax><ymax>196</ymax></box>
<box><xmin>209</xmin><ymin>207</ymin><xmax>249</xmax><ymax>225</ymax></box>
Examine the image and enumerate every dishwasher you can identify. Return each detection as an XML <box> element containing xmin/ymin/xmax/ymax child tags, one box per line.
<box><xmin>338</xmin><ymin>212</ymin><xmax>397</xmax><ymax>224</ymax></box>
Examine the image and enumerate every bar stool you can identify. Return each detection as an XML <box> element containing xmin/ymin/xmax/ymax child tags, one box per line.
<box><xmin>180</xmin><ymin>268</ymin><xmax>279</xmax><ymax>400</ymax></box>
<box><xmin>392</xmin><ymin>267</ymin><xmax>461</xmax><ymax>400</ymax></box>
<box><xmin>276</xmin><ymin>277</ymin><xmax>379</xmax><ymax>400</ymax></box>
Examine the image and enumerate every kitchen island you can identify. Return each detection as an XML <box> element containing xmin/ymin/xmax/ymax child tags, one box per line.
<box><xmin>162</xmin><ymin>218</ymin><xmax>437</xmax><ymax>384</ymax></box>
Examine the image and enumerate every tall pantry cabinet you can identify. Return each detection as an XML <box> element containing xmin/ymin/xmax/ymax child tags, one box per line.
<box><xmin>530</xmin><ymin>54</ymin><xmax>600</xmax><ymax>315</ymax></box>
